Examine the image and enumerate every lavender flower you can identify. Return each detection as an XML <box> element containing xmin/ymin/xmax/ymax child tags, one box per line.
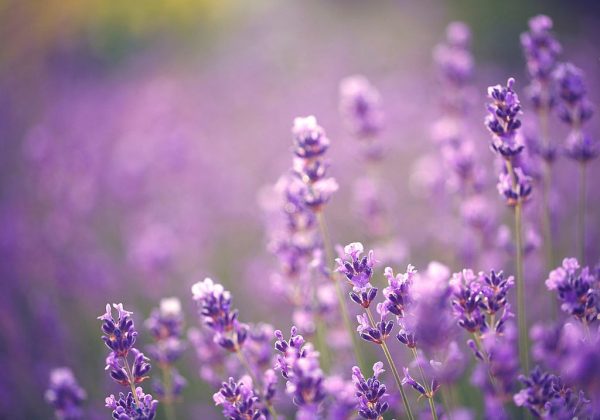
<box><xmin>514</xmin><ymin>367</ymin><xmax>589</xmax><ymax>419</ymax></box>
<box><xmin>382</xmin><ymin>265</ymin><xmax>415</xmax><ymax>317</ymax></box>
<box><xmin>98</xmin><ymin>303</ymin><xmax>138</xmax><ymax>357</ymax></box>
<box><xmin>352</xmin><ymin>362</ymin><xmax>389</xmax><ymax>419</ymax></box>
<box><xmin>274</xmin><ymin>327</ymin><xmax>326</xmax><ymax>416</ymax></box>
<box><xmin>496</xmin><ymin>166</ymin><xmax>532</xmax><ymax>206</ymax></box>
<box><xmin>291</xmin><ymin>116</ymin><xmax>339</xmax><ymax>210</ymax></box>
<box><xmin>98</xmin><ymin>304</ymin><xmax>157</xmax><ymax>418</ymax></box>
<box><xmin>434</xmin><ymin>22</ymin><xmax>474</xmax><ymax>89</ymax></box>
<box><xmin>191</xmin><ymin>278</ymin><xmax>248</xmax><ymax>352</ymax></box>
<box><xmin>335</xmin><ymin>242</ymin><xmax>376</xmax><ymax>290</ymax></box>
<box><xmin>485</xmin><ymin>78</ymin><xmax>524</xmax><ymax>157</ymax></box>
<box><xmin>145</xmin><ymin>298</ymin><xmax>187</xmax><ymax>402</ymax></box>
<box><xmin>45</xmin><ymin>368</ymin><xmax>86</xmax><ymax>420</ymax></box>
<box><xmin>356</xmin><ymin>305</ymin><xmax>393</xmax><ymax>345</ymax></box>
<box><xmin>450</xmin><ymin>269</ymin><xmax>514</xmax><ymax>336</ymax></box>
<box><xmin>520</xmin><ymin>15</ymin><xmax>561</xmax><ymax>110</ymax></box>
<box><xmin>213</xmin><ymin>376</ymin><xmax>265</xmax><ymax>420</ymax></box>
<box><xmin>105</xmin><ymin>388</ymin><xmax>158</xmax><ymax>420</ymax></box>
<box><xmin>545</xmin><ymin>258</ymin><xmax>599</xmax><ymax>324</ymax></box>
<box><xmin>402</xmin><ymin>367</ymin><xmax>439</xmax><ymax>399</ymax></box>
<box><xmin>339</xmin><ymin>75</ymin><xmax>384</xmax><ymax>138</ymax></box>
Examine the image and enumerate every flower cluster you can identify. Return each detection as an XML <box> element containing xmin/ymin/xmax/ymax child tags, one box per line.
<box><xmin>44</xmin><ymin>368</ymin><xmax>86</xmax><ymax>420</ymax></box>
<box><xmin>352</xmin><ymin>362</ymin><xmax>389</xmax><ymax>419</ymax></box>
<box><xmin>213</xmin><ymin>377</ymin><xmax>264</xmax><ymax>420</ymax></box>
<box><xmin>336</xmin><ymin>242</ymin><xmax>376</xmax><ymax>297</ymax></box>
<box><xmin>191</xmin><ymin>278</ymin><xmax>248</xmax><ymax>352</ymax></box>
<box><xmin>402</xmin><ymin>367</ymin><xmax>440</xmax><ymax>400</ymax></box>
<box><xmin>105</xmin><ymin>388</ymin><xmax>159</xmax><ymax>420</ymax></box>
<box><xmin>520</xmin><ymin>15</ymin><xmax>561</xmax><ymax>111</ymax></box>
<box><xmin>98</xmin><ymin>303</ymin><xmax>158</xmax><ymax>419</ymax></box>
<box><xmin>145</xmin><ymin>297</ymin><xmax>187</xmax><ymax>401</ymax></box>
<box><xmin>450</xmin><ymin>269</ymin><xmax>514</xmax><ymax>337</ymax></box>
<box><xmin>339</xmin><ymin>75</ymin><xmax>384</xmax><ymax>139</ymax></box>
<box><xmin>545</xmin><ymin>258</ymin><xmax>599</xmax><ymax>324</ymax></box>
<box><xmin>290</xmin><ymin>116</ymin><xmax>339</xmax><ymax>210</ymax></box>
<box><xmin>274</xmin><ymin>327</ymin><xmax>326</xmax><ymax>416</ymax></box>
<box><xmin>514</xmin><ymin>367</ymin><xmax>590</xmax><ymax>419</ymax></box>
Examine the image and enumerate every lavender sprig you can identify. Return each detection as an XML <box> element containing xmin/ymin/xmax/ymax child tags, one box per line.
<box><xmin>352</xmin><ymin>362</ymin><xmax>389</xmax><ymax>420</ymax></box>
<box><xmin>45</xmin><ymin>368</ymin><xmax>86</xmax><ymax>420</ymax></box>
<box><xmin>98</xmin><ymin>303</ymin><xmax>158</xmax><ymax>419</ymax></box>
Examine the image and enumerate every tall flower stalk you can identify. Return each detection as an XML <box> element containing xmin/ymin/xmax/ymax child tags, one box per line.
<box><xmin>98</xmin><ymin>303</ymin><xmax>158</xmax><ymax>419</ymax></box>
<box><xmin>290</xmin><ymin>115</ymin><xmax>366</xmax><ymax>370</ymax></box>
<box><xmin>520</xmin><ymin>14</ymin><xmax>562</xmax><ymax>271</ymax></box>
<box><xmin>553</xmin><ymin>63</ymin><xmax>598</xmax><ymax>264</ymax></box>
<box><xmin>337</xmin><ymin>243</ymin><xmax>416</xmax><ymax>420</ymax></box>
<box><xmin>485</xmin><ymin>78</ymin><xmax>532</xmax><ymax>373</ymax></box>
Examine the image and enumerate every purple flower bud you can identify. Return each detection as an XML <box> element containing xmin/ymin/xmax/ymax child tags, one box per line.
<box><xmin>45</xmin><ymin>368</ymin><xmax>86</xmax><ymax>420</ymax></box>
<box><xmin>352</xmin><ymin>362</ymin><xmax>389</xmax><ymax>419</ymax></box>
<box><xmin>335</xmin><ymin>242</ymin><xmax>376</xmax><ymax>290</ymax></box>
<box><xmin>105</xmin><ymin>387</ymin><xmax>158</xmax><ymax>420</ymax></box>
<box><xmin>98</xmin><ymin>303</ymin><xmax>138</xmax><ymax>357</ymax></box>
<box><xmin>485</xmin><ymin>78</ymin><xmax>524</xmax><ymax>158</ymax></box>
<box><xmin>339</xmin><ymin>75</ymin><xmax>384</xmax><ymax>138</ymax></box>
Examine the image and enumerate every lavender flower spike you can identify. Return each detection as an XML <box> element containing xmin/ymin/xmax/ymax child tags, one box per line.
<box><xmin>335</xmin><ymin>242</ymin><xmax>376</xmax><ymax>290</ymax></box>
<box><xmin>191</xmin><ymin>277</ymin><xmax>248</xmax><ymax>352</ymax></box>
<box><xmin>485</xmin><ymin>78</ymin><xmax>524</xmax><ymax>157</ymax></box>
<box><xmin>339</xmin><ymin>75</ymin><xmax>384</xmax><ymax>138</ymax></box>
<box><xmin>213</xmin><ymin>376</ymin><xmax>265</xmax><ymax>420</ymax></box>
<box><xmin>45</xmin><ymin>368</ymin><xmax>86</xmax><ymax>420</ymax></box>
<box><xmin>352</xmin><ymin>362</ymin><xmax>389</xmax><ymax>419</ymax></box>
<box><xmin>105</xmin><ymin>388</ymin><xmax>158</xmax><ymax>420</ymax></box>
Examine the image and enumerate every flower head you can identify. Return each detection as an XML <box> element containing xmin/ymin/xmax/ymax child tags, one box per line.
<box><xmin>45</xmin><ymin>368</ymin><xmax>86</xmax><ymax>420</ymax></box>
<box><xmin>98</xmin><ymin>303</ymin><xmax>137</xmax><ymax>357</ymax></box>
<box><xmin>485</xmin><ymin>78</ymin><xmax>524</xmax><ymax>157</ymax></box>
<box><xmin>335</xmin><ymin>242</ymin><xmax>376</xmax><ymax>290</ymax></box>
<box><xmin>339</xmin><ymin>75</ymin><xmax>384</xmax><ymax>138</ymax></box>
<box><xmin>105</xmin><ymin>388</ymin><xmax>158</xmax><ymax>420</ymax></box>
<box><xmin>352</xmin><ymin>362</ymin><xmax>389</xmax><ymax>419</ymax></box>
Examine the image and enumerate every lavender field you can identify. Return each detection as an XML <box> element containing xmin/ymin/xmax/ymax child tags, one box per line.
<box><xmin>2</xmin><ymin>1</ymin><xmax>600</xmax><ymax>419</ymax></box>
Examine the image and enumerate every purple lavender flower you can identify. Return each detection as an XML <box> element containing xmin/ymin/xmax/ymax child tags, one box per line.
<box><xmin>98</xmin><ymin>303</ymin><xmax>138</xmax><ymax>357</ymax></box>
<box><xmin>274</xmin><ymin>327</ymin><xmax>326</xmax><ymax>415</ymax></box>
<box><xmin>105</xmin><ymin>388</ymin><xmax>158</xmax><ymax>420</ymax></box>
<box><xmin>352</xmin><ymin>362</ymin><xmax>389</xmax><ymax>419</ymax></box>
<box><xmin>145</xmin><ymin>298</ymin><xmax>186</xmax><ymax>364</ymax></box>
<box><xmin>335</xmin><ymin>242</ymin><xmax>376</xmax><ymax>290</ymax></box>
<box><xmin>339</xmin><ymin>75</ymin><xmax>384</xmax><ymax>138</ymax></box>
<box><xmin>292</xmin><ymin>116</ymin><xmax>330</xmax><ymax>160</ymax></box>
<box><xmin>520</xmin><ymin>15</ymin><xmax>561</xmax><ymax>110</ymax></box>
<box><xmin>514</xmin><ymin>367</ymin><xmax>590</xmax><ymax>419</ymax></box>
<box><xmin>290</xmin><ymin>116</ymin><xmax>338</xmax><ymax>210</ymax></box>
<box><xmin>99</xmin><ymin>303</ymin><xmax>158</xmax><ymax>418</ymax></box>
<box><xmin>382</xmin><ymin>265</ymin><xmax>415</xmax><ymax>317</ymax></box>
<box><xmin>485</xmin><ymin>78</ymin><xmax>524</xmax><ymax>157</ymax></box>
<box><xmin>545</xmin><ymin>258</ymin><xmax>599</xmax><ymax>324</ymax></box>
<box><xmin>434</xmin><ymin>22</ymin><xmax>474</xmax><ymax>88</ymax></box>
<box><xmin>191</xmin><ymin>278</ymin><xmax>249</xmax><ymax>352</ymax></box>
<box><xmin>356</xmin><ymin>305</ymin><xmax>394</xmax><ymax>345</ymax></box>
<box><xmin>213</xmin><ymin>376</ymin><xmax>265</xmax><ymax>420</ymax></box>
<box><xmin>402</xmin><ymin>367</ymin><xmax>439</xmax><ymax>399</ymax></box>
<box><xmin>496</xmin><ymin>166</ymin><xmax>532</xmax><ymax>206</ymax></box>
<box><xmin>45</xmin><ymin>368</ymin><xmax>86</xmax><ymax>420</ymax></box>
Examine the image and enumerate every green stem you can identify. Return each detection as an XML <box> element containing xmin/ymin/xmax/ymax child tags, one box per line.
<box><xmin>515</xmin><ymin>202</ymin><xmax>529</xmax><ymax>374</ymax></box>
<box><xmin>316</xmin><ymin>211</ymin><xmax>367</xmax><ymax>371</ymax></box>
<box><xmin>505</xmin><ymin>159</ymin><xmax>529</xmax><ymax>374</ymax></box>
<box><xmin>365</xmin><ymin>308</ymin><xmax>414</xmax><ymax>420</ymax></box>
<box><xmin>579</xmin><ymin>162</ymin><xmax>587</xmax><ymax>265</ymax></box>
<box><xmin>123</xmin><ymin>356</ymin><xmax>141</xmax><ymax>406</ymax></box>
<box><xmin>411</xmin><ymin>348</ymin><xmax>438</xmax><ymax>420</ymax></box>
<box><xmin>160</xmin><ymin>364</ymin><xmax>176</xmax><ymax>420</ymax></box>
<box><xmin>237</xmin><ymin>351</ymin><xmax>278</xmax><ymax>419</ymax></box>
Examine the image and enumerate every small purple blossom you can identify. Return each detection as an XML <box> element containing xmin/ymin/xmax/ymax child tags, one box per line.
<box><xmin>545</xmin><ymin>258</ymin><xmax>599</xmax><ymax>324</ymax></box>
<box><xmin>274</xmin><ymin>327</ymin><xmax>326</xmax><ymax>414</ymax></box>
<box><xmin>335</xmin><ymin>242</ymin><xmax>376</xmax><ymax>290</ymax></box>
<box><xmin>45</xmin><ymin>368</ymin><xmax>86</xmax><ymax>420</ymax></box>
<box><xmin>213</xmin><ymin>376</ymin><xmax>265</xmax><ymax>420</ymax></box>
<box><xmin>485</xmin><ymin>78</ymin><xmax>524</xmax><ymax>157</ymax></box>
<box><xmin>352</xmin><ymin>362</ymin><xmax>389</xmax><ymax>419</ymax></box>
<box><xmin>382</xmin><ymin>265</ymin><xmax>415</xmax><ymax>317</ymax></box>
<box><xmin>496</xmin><ymin>166</ymin><xmax>533</xmax><ymax>206</ymax></box>
<box><xmin>339</xmin><ymin>75</ymin><xmax>384</xmax><ymax>138</ymax></box>
<box><xmin>98</xmin><ymin>303</ymin><xmax>138</xmax><ymax>357</ymax></box>
<box><xmin>191</xmin><ymin>278</ymin><xmax>249</xmax><ymax>352</ymax></box>
<box><xmin>105</xmin><ymin>388</ymin><xmax>158</xmax><ymax>420</ymax></box>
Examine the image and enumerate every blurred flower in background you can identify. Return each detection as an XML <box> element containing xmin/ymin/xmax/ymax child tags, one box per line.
<box><xmin>0</xmin><ymin>0</ymin><xmax>599</xmax><ymax>418</ymax></box>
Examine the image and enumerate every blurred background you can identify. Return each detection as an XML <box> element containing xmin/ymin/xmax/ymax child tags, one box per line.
<box><xmin>1</xmin><ymin>0</ymin><xmax>599</xmax><ymax>417</ymax></box>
